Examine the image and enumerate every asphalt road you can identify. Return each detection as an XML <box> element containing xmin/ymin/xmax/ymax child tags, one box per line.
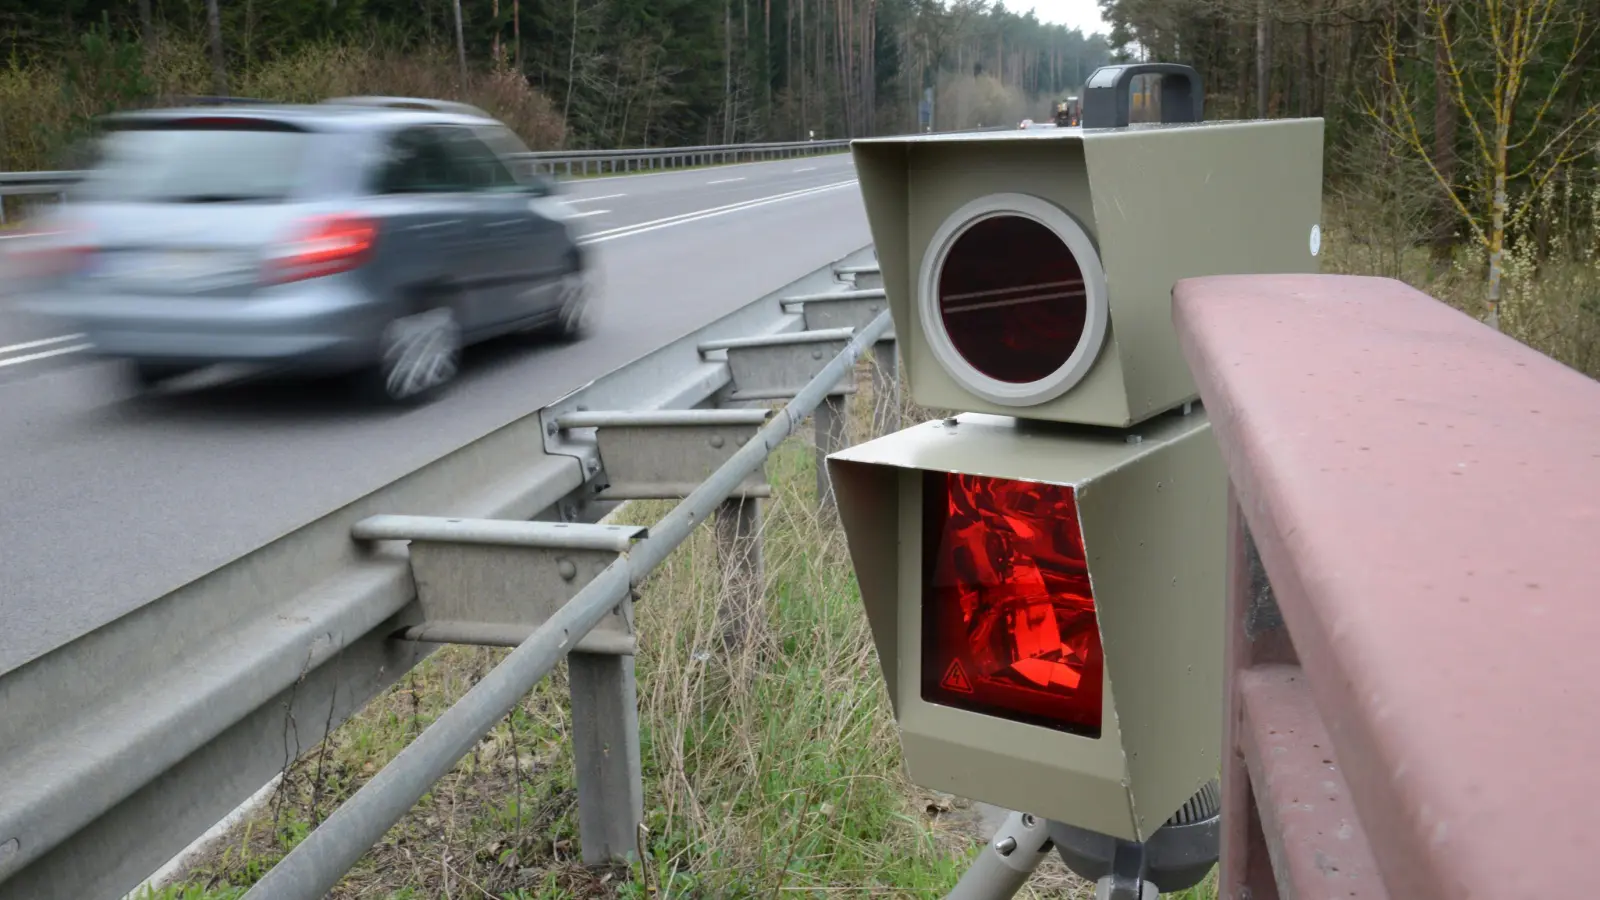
<box><xmin>0</xmin><ymin>153</ymin><xmax>869</xmax><ymax>675</ymax></box>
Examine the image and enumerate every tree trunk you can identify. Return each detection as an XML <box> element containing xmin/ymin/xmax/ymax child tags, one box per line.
<box><xmin>137</xmin><ymin>0</ymin><xmax>154</xmax><ymax>49</ymax></box>
<box><xmin>816</xmin><ymin>0</ymin><xmax>825</xmax><ymax>134</ymax></box>
<box><xmin>1254</xmin><ymin>0</ymin><xmax>1270</xmax><ymax>118</ymax></box>
<box><xmin>865</xmin><ymin>0</ymin><xmax>876</xmax><ymax>132</ymax></box>
<box><xmin>799</xmin><ymin>0</ymin><xmax>808</xmax><ymax>135</ymax></box>
<box><xmin>771</xmin><ymin>0</ymin><xmax>777</xmax><ymax>120</ymax></box>
<box><xmin>834</xmin><ymin>0</ymin><xmax>847</xmax><ymax>135</ymax></box>
<box><xmin>724</xmin><ymin>0</ymin><xmax>734</xmax><ymax>143</ymax></box>
<box><xmin>205</xmin><ymin>0</ymin><xmax>228</xmax><ymax>96</ymax></box>
<box><xmin>514</xmin><ymin>0</ymin><xmax>522</xmax><ymax>73</ymax></box>
<box><xmin>1299</xmin><ymin>21</ymin><xmax>1313</xmax><ymax>116</ymax></box>
<box><xmin>1487</xmin><ymin>148</ymin><xmax>1506</xmax><ymax>331</ymax></box>
<box><xmin>563</xmin><ymin>0</ymin><xmax>579</xmax><ymax>145</ymax></box>
<box><xmin>1430</xmin><ymin>0</ymin><xmax>1458</xmax><ymax>264</ymax></box>
<box><xmin>452</xmin><ymin>0</ymin><xmax>467</xmax><ymax>88</ymax></box>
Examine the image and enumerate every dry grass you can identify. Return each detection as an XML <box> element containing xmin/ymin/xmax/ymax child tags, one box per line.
<box><xmin>0</xmin><ymin>34</ymin><xmax>565</xmax><ymax>178</ymax></box>
<box><xmin>1323</xmin><ymin>151</ymin><xmax>1600</xmax><ymax>380</ymax></box>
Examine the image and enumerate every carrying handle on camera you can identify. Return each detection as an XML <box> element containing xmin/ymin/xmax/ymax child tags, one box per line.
<box><xmin>1080</xmin><ymin>64</ymin><xmax>1204</xmax><ymax>129</ymax></box>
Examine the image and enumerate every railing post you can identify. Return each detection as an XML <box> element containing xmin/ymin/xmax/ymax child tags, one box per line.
<box><xmin>715</xmin><ymin>497</ymin><xmax>764</xmax><ymax>650</ymax></box>
<box><xmin>568</xmin><ymin>596</ymin><xmax>644</xmax><ymax>866</ymax></box>
<box><xmin>1219</xmin><ymin>490</ymin><xmax>1296</xmax><ymax>899</ymax></box>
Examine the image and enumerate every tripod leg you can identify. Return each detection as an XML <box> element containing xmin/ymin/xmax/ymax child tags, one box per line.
<box><xmin>1093</xmin><ymin>877</ymin><xmax>1158</xmax><ymax>900</ymax></box>
<box><xmin>944</xmin><ymin>811</ymin><xmax>1054</xmax><ymax>900</ymax></box>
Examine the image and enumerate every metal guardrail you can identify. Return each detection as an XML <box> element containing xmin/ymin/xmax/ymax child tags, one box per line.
<box><xmin>523</xmin><ymin>139</ymin><xmax>852</xmax><ymax>176</ymax></box>
<box><xmin>0</xmin><ymin>139</ymin><xmax>852</xmax><ymax>218</ymax></box>
<box><xmin>0</xmin><ymin>247</ymin><xmax>898</xmax><ymax>899</ymax></box>
<box><xmin>0</xmin><ymin>125</ymin><xmax>1017</xmax><ymax>218</ymax></box>
<box><xmin>244</xmin><ymin>308</ymin><xmax>894</xmax><ymax>900</ymax></box>
<box><xmin>1173</xmin><ymin>273</ymin><xmax>1600</xmax><ymax>898</ymax></box>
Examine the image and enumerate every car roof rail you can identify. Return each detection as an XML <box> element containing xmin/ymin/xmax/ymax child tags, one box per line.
<box><xmin>165</xmin><ymin>95</ymin><xmax>276</xmax><ymax>107</ymax></box>
<box><xmin>320</xmin><ymin>96</ymin><xmax>492</xmax><ymax>118</ymax></box>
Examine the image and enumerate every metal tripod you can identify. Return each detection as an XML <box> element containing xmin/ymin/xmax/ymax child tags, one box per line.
<box><xmin>943</xmin><ymin>810</ymin><xmax>1159</xmax><ymax>900</ymax></box>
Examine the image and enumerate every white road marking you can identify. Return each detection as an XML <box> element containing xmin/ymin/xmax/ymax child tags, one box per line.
<box><xmin>566</xmin><ymin>193</ymin><xmax>626</xmax><ymax>203</ymax></box>
<box><xmin>581</xmin><ymin>179</ymin><xmax>857</xmax><ymax>245</ymax></box>
<box><xmin>706</xmin><ymin>177</ymin><xmax>746</xmax><ymax>185</ymax></box>
<box><xmin>793</xmin><ymin>166</ymin><xmax>817</xmax><ymax>172</ymax></box>
<box><xmin>0</xmin><ymin>342</ymin><xmax>92</xmax><ymax>368</ymax></box>
<box><xmin>566</xmin><ymin>209</ymin><xmax>610</xmax><ymax>219</ymax></box>
<box><xmin>0</xmin><ymin>332</ymin><xmax>87</xmax><ymax>355</ymax></box>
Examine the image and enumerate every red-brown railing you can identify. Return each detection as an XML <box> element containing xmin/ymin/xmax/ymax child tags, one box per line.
<box><xmin>1174</xmin><ymin>273</ymin><xmax>1600</xmax><ymax>899</ymax></box>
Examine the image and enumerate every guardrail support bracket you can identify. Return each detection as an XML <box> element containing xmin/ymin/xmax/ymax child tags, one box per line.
<box><xmin>555</xmin><ymin>409</ymin><xmax>775</xmax><ymax>502</ymax></box>
<box><xmin>785</xmin><ymin>289</ymin><xmax>894</xmax><ymax>336</ymax></box>
<box><xmin>351</xmin><ymin>515</ymin><xmax>645</xmax><ymax>649</ymax></box>
<box><xmin>700</xmin><ymin>327</ymin><xmax>858</xmax><ymax>402</ymax></box>
<box><xmin>832</xmin><ymin>264</ymin><xmax>885</xmax><ymax>291</ymax></box>
<box><xmin>352</xmin><ymin>514</ymin><xmax>647</xmax><ymax>866</ymax></box>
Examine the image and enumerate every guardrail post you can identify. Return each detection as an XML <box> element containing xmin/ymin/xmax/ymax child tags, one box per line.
<box><xmin>814</xmin><ymin>394</ymin><xmax>847</xmax><ymax>513</ymax></box>
<box><xmin>870</xmin><ymin>341</ymin><xmax>900</xmax><ymax>435</ymax></box>
<box><xmin>715</xmin><ymin>496</ymin><xmax>764</xmax><ymax>650</ymax></box>
<box><xmin>568</xmin><ymin>598</ymin><xmax>645</xmax><ymax>866</ymax></box>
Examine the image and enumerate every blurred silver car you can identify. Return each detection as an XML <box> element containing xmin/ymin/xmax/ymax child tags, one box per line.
<box><xmin>14</xmin><ymin>100</ymin><xmax>593</xmax><ymax>404</ymax></box>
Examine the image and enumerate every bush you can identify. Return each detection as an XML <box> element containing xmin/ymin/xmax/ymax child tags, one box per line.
<box><xmin>0</xmin><ymin>35</ymin><xmax>564</xmax><ymax>175</ymax></box>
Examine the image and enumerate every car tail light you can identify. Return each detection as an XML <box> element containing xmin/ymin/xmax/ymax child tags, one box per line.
<box><xmin>266</xmin><ymin>214</ymin><xmax>376</xmax><ymax>284</ymax></box>
<box><xmin>6</xmin><ymin>228</ymin><xmax>93</xmax><ymax>279</ymax></box>
<box><xmin>921</xmin><ymin>470</ymin><xmax>1104</xmax><ymax>738</ymax></box>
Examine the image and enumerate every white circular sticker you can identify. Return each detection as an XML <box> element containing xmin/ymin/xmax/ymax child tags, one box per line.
<box><xmin>1309</xmin><ymin>224</ymin><xmax>1322</xmax><ymax>257</ymax></box>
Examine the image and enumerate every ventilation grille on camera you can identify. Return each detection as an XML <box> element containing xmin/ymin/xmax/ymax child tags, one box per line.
<box><xmin>1164</xmin><ymin>779</ymin><xmax>1221</xmax><ymax>827</ymax></box>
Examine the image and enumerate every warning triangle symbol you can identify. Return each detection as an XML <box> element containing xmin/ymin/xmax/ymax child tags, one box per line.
<box><xmin>940</xmin><ymin>658</ymin><xmax>974</xmax><ymax>695</ymax></box>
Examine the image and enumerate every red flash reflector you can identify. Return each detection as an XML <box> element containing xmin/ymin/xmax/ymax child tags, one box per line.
<box><xmin>921</xmin><ymin>470</ymin><xmax>1104</xmax><ymax>738</ymax></box>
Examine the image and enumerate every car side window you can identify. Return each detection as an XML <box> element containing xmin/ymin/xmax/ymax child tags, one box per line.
<box><xmin>371</xmin><ymin>127</ymin><xmax>457</xmax><ymax>194</ymax></box>
<box><xmin>473</xmin><ymin>124</ymin><xmax>536</xmax><ymax>184</ymax></box>
<box><xmin>439</xmin><ymin>127</ymin><xmax>521</xmax><ymax>192</ymax></box>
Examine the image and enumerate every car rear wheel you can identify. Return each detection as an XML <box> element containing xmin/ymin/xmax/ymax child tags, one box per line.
<box><xmin>368</xmin><ymin>306</ymin><xmax>462</xmax><ymax>405</ymax></box>
<box><xmin>552</xmin><ymin>264</ymin><xmax>597</xmax><ymax>341</ymax></box>
<box><xmin>128</xmin><ymin>362</ymin><xmax>199</xmax><ymax>390</ymax></box>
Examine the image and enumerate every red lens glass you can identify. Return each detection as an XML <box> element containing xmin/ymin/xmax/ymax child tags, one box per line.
<box><xmin>921</xmin><ymin>470</ymin><xmax>1104</xmax><ymax>737</ymax></box>
<box><xmin>936</xmin><ymin>214</ymin><xmax>1088</xmax><ymax>385</ymax></box>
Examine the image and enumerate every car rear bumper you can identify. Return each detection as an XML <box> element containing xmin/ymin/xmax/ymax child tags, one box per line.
<box><xmin>20</xmin><ymin>278</ymin><xmax>390</xmax><ymax>372</ymax></box>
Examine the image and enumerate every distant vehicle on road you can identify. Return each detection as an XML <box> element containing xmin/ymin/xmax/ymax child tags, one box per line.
<box><xmin>1053</xmin><ymin>96</ymin><xmax>1082</xmax><ymax>127</ymax></box>
<box><xmin>13</xmin><ymin>99</ymin><xmax>593</xmax><ymax>404</ymax></box>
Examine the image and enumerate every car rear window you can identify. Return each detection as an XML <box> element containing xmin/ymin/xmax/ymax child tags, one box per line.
<box><xmin>75</xmin><ymin>118</ymin><xmax>315</xmax><ymax>203</ymax></box>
